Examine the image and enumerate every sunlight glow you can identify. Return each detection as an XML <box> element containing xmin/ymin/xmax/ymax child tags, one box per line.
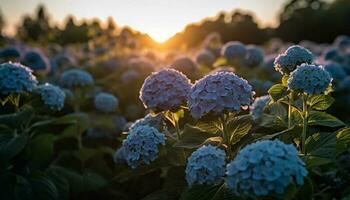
<box><xmin>1</xmin><ymin>0</ymin><xmax>286</xmax><ymax>42</ymax></box>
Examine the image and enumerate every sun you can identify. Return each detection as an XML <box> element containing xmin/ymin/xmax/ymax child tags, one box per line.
<box><xmin>147</xmin><ymin>31</ymin><xmax>174</xmax><ymax>43</ymax></box>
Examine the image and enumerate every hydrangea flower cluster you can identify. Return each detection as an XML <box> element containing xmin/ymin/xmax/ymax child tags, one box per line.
<box><xmin>274</xmin><ymin>45</ymin><xmax>313</xmax><ymax>74</ymax></box>
<box><xmin>323</xmin><ymin>62</ymin><xmax>347</xmax><ymax>83</ymax></box>
<box><xmin>114</xmin><ymin>147</ymin><xmax>126</xmax><ymax>163</ymax></box>
<box><xmin>188</xmin><ymin>71</ymin><xmax>254</xmax><ymax>119</ymax></box>
<box><xmin>226</xmin><ymin>140</ymin><xmax>308</xmax><ymax>197</ymax></box>
<box><xmin>0</xmin><ymin>62</ymin><xmax>38</xmax><ymax>96</ymax></box>
<box><xmin>59</xmin><ymin>68</ymin><xmax>94</xmax><ymax>88</ymax></box>
<box><xmin>94</xmin><ymin>92</ymin><xmax>119</xmax><ymax>113</ymax></box>
<box><xmin>120</xmin><ymin>125</ymin><xmax>166</xmax><ymax>168</ymax></box>
<box><xmin>0</xmin><ymin>46</ymin><xmax>22</xmax><ymax>62</ymax></box>
<box><xmin>196</xmin><ymin>50</ymin><xmax>216</xmax><ymax>66</ymax></box>
<box><xmin>288</xmin><ymin>64</ymin><xmax>332</xmax><ymax>94</ymax></box>
<box><xmin>129</xmin><ymin>113</ymin><xmax>163</xmax><ymax>131</ymax></box>
<box><xmin>140</xmin><ymin>68</ymin><xmax>192</xmax><ymax>112</ymax></box>
<box><xmin>244</xmin><ymin>45</ymin><xmax>264</xmax><ymax>67</ymax></box>
<box><xmin>221</xmin><ymin>41</ymin><xmax>247</xmax><ymax>62</ymax></box>
<box><xmin>185</xmin><ymin>145</ymin><xmax>226</xmax><ymax>185</ymax></box>
<box><xmin>22</xmin><ymin>49</ymin><xmax>51</xmax><ymax>72</ymax></box>
<box><xmin>36</xmin><ymin>83</ymin><xmax>66</xmax><ymax>111</ymax></box>
<box><xmin>250</xmin><ymin>95</ymin><xmax>270</xmax><ymax>121</ymax></box>
<box><xmin>171</xmin><ymin>56</ymin><xmax>199</xmax><ymax>79</ymax></box>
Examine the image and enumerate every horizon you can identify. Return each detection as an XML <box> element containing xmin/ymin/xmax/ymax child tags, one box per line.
<box><xmin>1</xmin><ymin>0</ymin><xmax>287</xmax><ymax>43</ymax></box>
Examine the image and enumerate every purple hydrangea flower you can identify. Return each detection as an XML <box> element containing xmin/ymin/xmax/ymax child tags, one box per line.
<box><xmin>188</xmin><ymin>71</ymin><xmax>254</xmax><ymax>119</ymax></box>
<box><xmin>221</xmin><ymin>41</ymin><xmax>247</xmax><ymax>63</ymax></box>
<box><xmin>140</xmin><ymin>68</ymin><xmax>192</xmax><ymax>112</ymax></box>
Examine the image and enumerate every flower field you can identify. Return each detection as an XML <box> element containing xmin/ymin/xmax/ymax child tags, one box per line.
<box><xmin>1</xmin><ymin>1</ymin><xmax>350</xmax><ymax>200</ymax></box>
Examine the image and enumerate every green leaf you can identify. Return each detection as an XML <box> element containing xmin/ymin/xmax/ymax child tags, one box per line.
<box><xmin>0</xmin><ymin>107</ymin><xmax>34</xmax><ymax>129</ymax></box>
<box><xmin>47</xmin><ymin>166</ymin><xmax>107</xmax><ymax>197</ymax></box>
<box><xmin>308</xmin><ymin>94</ymin><xmax>334</xmax><ymax>111</ymax></box>
<box><xmin>213</xmin><ymin>58</ymin><xmax>228</xmax><ymax>67</ymax></box>
<box><xmin>283</xmin><ymin>183</ymin><xmax>298</xmax><ymax>200</ymax></box>
<box><xmin>308</xmin><ymin>111</ymin><xmax>345</xmax><ymax>127</ymax></box>
<box><xmin>268</xmin><ymin>84</ymin><xmax>287</xmax><ymax>101</ymax></box>
<box><xmin>282</xmin><ymin>75</ymin><xmax>289</xmax><ymax>87</ymax></box>
<box><xmin>173</xmin><ymin>125</ymin><xmax>219</xmax><ymax>149</ymax></box>
<box><xmin>260</xmin><ymin>102</ymin><xmax>288</xmax><ymax>128</ymax></box>
<box><xmin>335</xmin><ymin>127</ymin><xmax>350</xmax><ymax>155</ymax></box>
<box><xmin>305</xmin><ymin>132</ymin><xmax>336</xmax><ymax>159</ymax></box>
<box><xmin>226</xmin><ymin>115</ymin><xmax>253</xmax><ymax>145</ymax></box>
<box><xmin>296</xmin><ymin>177</ymin><xmax>313</xmax><ymax>200</ymax></box>
<box><xmin>180</xmin><ymin>184</ymin><xmax>235</xmax><ymax>200</ymax></box>
<box><xmin>0</xmin><ymin>134</ymin><xmax>28</xmax><ymax>161</ymax></box>
<box><xmin>304</xmin><ymin>132</ymin><xmax>336</xmax><ymax>167</ymax></box>
<box><xmin>195</xmin><ymin>120</ymin><xmax>221</xmax><ymax>134</ymax></box>
<box><xmin>29</xmin><ymin>173</ymin><xmax>59</xmax><ymax>200</ymax></box>
<box><xmin>28</xmin><ymin>134</ymin><xmax>54</xmax><ymax>168</ymax></box>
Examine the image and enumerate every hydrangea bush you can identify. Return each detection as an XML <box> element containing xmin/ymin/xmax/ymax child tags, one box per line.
<box><xmin>59</xmin><ymin>68</ymin><xmax>94</xmax><ymax>88</ymax></box>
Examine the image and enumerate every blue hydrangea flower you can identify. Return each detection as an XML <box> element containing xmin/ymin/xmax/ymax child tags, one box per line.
<box><xmin>186</xmin><ymin>145</ymin><xmax>226</xmax><ymax>186</ymax></box>
<box><xmin>274</xmin><ymin>45</ymin><xmax>313</xmax><ymax>74</ymax></box>
<box><xmin>114</xmin><ymin>147</ymin><xmax>127</xmax><ymax>163</ymax></box>
<box><xmin>226</xmin><ymin>140</ymin><xmax>308</xmax><ymax>197</ymax></box>
<box><xmin>22</xmin><ymin>49</ymin><xmax>51</xmax><ymax>72</ymax></box>
<box><xmin>196</xmin><ymin>50</ymin><xmax>216</xmax><ymax>66</ymax></box>
<box><xmin>188</xmin><ymin>71</ymin><xmax>254</xmax><ymax>119</ymax></box>
<box><xmin>0</xmin><ymin>46</ymin><xmax>22</xmax><ymax>62</ymax></box>
<box><xmin>140</xmin><ymin>68</ymin><xmax>192</xmax><ymax>112</ymax></box>
<box><xmin>129</xmin><ymin>113</ymin><xmax>163</xmax><ymax>131</ymax></box>
<box><xmin>171</xmin><ymin>56</ymin><xmax>199</xmax><ymax>80</ymax></box>
<box><xmin>322</xmin><ymin>48</ymin><xmax>345</xmax><ymax>64</ymax></box>
<box><xmin>221</xmin><ymin>41</ymin><xmax>247</xmax><ymax>63</ymax></box>
<box><xmin>288</xmin><ymin>64</ymin><xmax>332</xmax><ymax>94</ymax></box>
<box><xmin>0</xmin><ymin>62</ymin><xmax>38</xmax><ymax>96</ymax></box>
<box><xmin>121</xmin><ymin>125</ymin><xmax>166</xmax><ymax>168</ymax></box>
<box><xmin>334</xmin><ymin>35</ymin><xmax>350</xmax><ymax>49</ymax></box>
<box><xmin>323</xmin><ymin>62</ymin><xmax>347</xmax><ymax>83</ymax></box>
<box><xmin>113</xmin><ymin>115</ymin><xmax>127</xmax><ymax>133</ymax></box>
<box><xmin>59</xmin><ymin>68</ymin><xmax>94</xmax><ymax>88</ymax></box>
<box><xmin>122</xmin><ymin>69</ymin><xmax>141</xmax><ymax>83</ymax></box>
<box><xmin>244</xmin><ymin>45</ymin><xmax>264</xmax><ymax>67</ymax></box>
<box><xmin>94</xmin><ymin>92</ymin><xmax>118</xmax><ymax>113</ymax></box>
<box><xmin>249</xmin><ymin>79</ymin><xmax>274</xmax><ymax>95</ymax></box>
<box><xmin>50</xmin><ymin>52</ymin><xmax>76</xmax><ymax>73</ymax></box>
<box><xmin>36</xmin><ymin>83</ymin><xmax>66</xmax><ymax>111</ymax></box>
<box><xmin>250</xmin><ymin>95</ymin><xmax>270</xmax><ymax>121</ymax></box>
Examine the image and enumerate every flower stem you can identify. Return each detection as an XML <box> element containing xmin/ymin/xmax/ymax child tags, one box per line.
<box><xmin>302</xmin><ymin>94</ymin><xmax>309</xmax><ymax>154</ymax></box>
<box><xmin>172</xmin><ymin>112</ymin><xmax>186</xmax><ymax>164</ymax></box>
<box><xmin>288</xmin><ymin>93</ymin><xmax>293</xmax><ymax>128</ymax></box>
<box><xmin>221</xmin><ymin>114</ymin><xmax>232</xmax><ymax>159</ymax></box>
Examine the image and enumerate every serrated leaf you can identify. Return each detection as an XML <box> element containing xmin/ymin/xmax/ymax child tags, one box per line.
<box><xmin>268</xmin><ymin>84</ymin><xmax>288</xmax><ymax>101</ymax></box>
<box><xmin>308</xmin><ymin>94</ymin><xmax>334</xmax><ymax>111</ymax></box>
<box><xmin>308</xmin><ymin>111</ymin><xmax>345</xmax><ymax>127</ymax></box>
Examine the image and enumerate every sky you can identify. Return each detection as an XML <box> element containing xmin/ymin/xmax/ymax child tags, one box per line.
<box><xmin>1</xmin><ymin>0</ymin><xmax>287</xmax><ymax>42</ymax></box>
